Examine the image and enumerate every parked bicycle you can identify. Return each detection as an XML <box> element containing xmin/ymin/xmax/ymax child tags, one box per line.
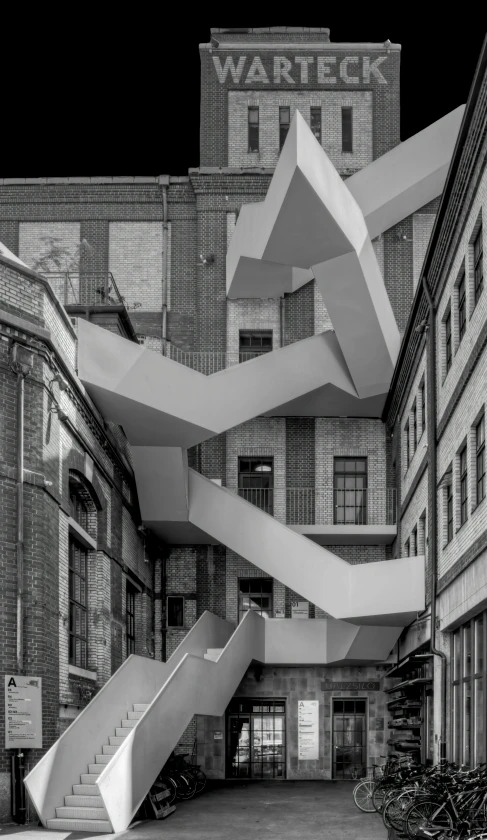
<box><xmin>150</xmin><ymin>749</ymin><xmax>207</xmax><ymax>807</ymax></box>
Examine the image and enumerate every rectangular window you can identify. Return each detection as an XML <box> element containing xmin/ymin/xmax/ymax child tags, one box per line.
<box><xmin>411</xmin><ymin>526</ymin><xmax>418</xmax><ymax>557</ymax></box>
<box><xmin>460</xmin><ymin>446</ymin><xmax>468</xmax><ymax>526</ymax></box>
<box><xmin>279</xmin><ymin>107</ymin><xmax>290</xmax><ymax>152</ymax></box>
<box><xmin>239</xmin><ymin>330</ymin><xmax>272</xmax><ymax>363</ymax></box>
<box><xmin>238</xmin><ymin>578</ymin><xmax>273</xmax><ymax>624</ymax></box>
<box><xmin>333</xmin><ymin>457</ymin><xmax>367</xmax><ymax>524</ymax></box>
<box><xmin>452</xmin><ymin>611</ymin><xmax>487</xmax><ymax>768</ymax></box>
<box><xmin>446</xmin><ymin>480</ymin><xmax>454</xmax><ymax>543</ymax></box>
<box><xmin>412</xmin><ymin>401</ymin><xmax>418</xmax><ymax>454</ymax></box>
<box><xmin>69</xmin><ymin>537</ymin><xmax>88</xmax><ymax>669</ymax></box>
<box><xmin>445</xmin><ymin>307</ymin><xmax>452</xmax><ymax>374</ymax></box>
<box><xmin>420</xmin><ymin>380</ymin><xmax>426</xmax><ymax>436</ymax></box>
<box><xmin>248</xmin><ymin>106</ymin><xmax>259</xmax><ymax>153</ymax></box>
<box><xmin>126</xmin><ymin>582</ymin><xmax>136</xmax><ymax>655</ymax></box>
<box><xmin>226</xmin><ymin>697</ymin><xmax>286</xmax><ymax>779</ymax></box>
<box><xmin>474</xmin><ymin>224</ymin><xmax>484</xmax><ymax>306</ymax></box>
<box><xmin>458</xmin><ymin>270</ymin><xmax>466</xmax><ymax>343</ymax></box>
<box><xmin>341</xmin><ymin>107</ymin><xmax>353</xmax><ymax>152</ymax></box>
<box><xmin>238</xmin><ymin>458</ymin><xmax>274</xmax><ymax>515</ymax></box>
<box><xmin>405</xmin><ymin>420</ymin><xmax>410</xmax><ymax>466</ymax></box>
<box><xmin>310</xmin><ymin>106</ymin><xmax>322</xmax><ymax>144</ymax></box>
<box><xmin>167</xmin><ymin>595</ymin><xmax>184</xmax><ymax>628</ymax></box>
<box><xmin>476</xmin><ymin>416</ymin><xmax>485</xmax><ymax>505</ymax></box>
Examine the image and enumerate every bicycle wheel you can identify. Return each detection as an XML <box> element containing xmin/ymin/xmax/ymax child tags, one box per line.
<box><xmin>191</xmin><ymin>766</ymin><xmax>207</xmax><ymax>794</ymax></box>
<box><xmin>174</xmin><ymin>770</ymin><xmax>197</xmax><ymax>800</ymax></box>
<box><xmin>353</xmin><ymin>779</ymin><xmax>376</xmax><ymax>813</ymax></box>
<box><xmin>405</xmin><ymin>799</ymin><xmax>453</xmax><ymax>839</ymax></box>
<box><xmin>154</xmin><ymin>775</ymin><xmax>177</xmax><ymax>806</ymax></box>
<box><xmin>383</xmin><ymin>790</ymin><xmax>417</xmax><ymax>832</ymax></box>
<box><xmin>372</xmin><ymin>782</ymin><xmax>394</xmax><ymax>813</ymax></box>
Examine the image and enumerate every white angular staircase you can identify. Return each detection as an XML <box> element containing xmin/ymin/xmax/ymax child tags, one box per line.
<box><xmin>46</xmin><ymin>704</ymin><xmax>149</xmax><ymax>833</ymax></box>
<box><xmin>204</xmin><ymin>648</ymin><xmax>222</xmax><ymax>662</ymax></box>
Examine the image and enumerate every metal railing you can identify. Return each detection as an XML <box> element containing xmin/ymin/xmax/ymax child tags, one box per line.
<box><xmin>166</xmin><ymin>346</ymin><xmax>271</xmax><ymax>373</ymax></box>
<box><xmin>238</xmin><ymin>488</ymin><xmax>274</xmax><ymax>516</ymax></box>
<box><xmin>286</xmin><ymin>488</ymin><xmax>397</xmax><ymax>526</ymax></box>
<box><xmin>41</xmin><ymin>272</ymin><xmax>124</xmax><ymax>307</ymax></box>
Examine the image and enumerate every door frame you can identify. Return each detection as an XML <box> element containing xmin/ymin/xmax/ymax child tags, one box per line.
<box><xmin>225</xmin><ymin>696</ymin><xmax>287</xmax><ymax>780</ymax></box>
<box><xmin>331</xmin><ymin>696</ymin><xmax>369</xmax><ymax>780</ymax></box>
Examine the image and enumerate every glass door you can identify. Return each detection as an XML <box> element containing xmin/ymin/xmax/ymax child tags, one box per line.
<box><xmin>332</xmin><ymin>698</ymin><xmax>367</xmax><ymax>779</ymax></box>
<box><xmin>227</xmin><ymin>699</ymin><xmax>286</xmax><ymax>778</ymax></box>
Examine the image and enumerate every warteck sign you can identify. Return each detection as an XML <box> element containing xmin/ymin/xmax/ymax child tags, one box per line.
<box><xmin>213</xmin><ymin>55</ymin><xmax>388</xmax><ymax>85</ymax></box>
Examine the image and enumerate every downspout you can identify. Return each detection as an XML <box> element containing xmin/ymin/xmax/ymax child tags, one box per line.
<box><xmin>280</xmin><ymin>294</ymin><xmax>286</xmax><ymax>347</ymax></box>
<box><xmin>423</xmin><ymin>274</ymin><xmax>447</xmax><ymax>762</ymax></box>
<box><xmin>15</xmin><ymin>370</ymin><xmax>25</xmax><ymax>675</ymax></box>
<box><xmin>160</xmin><ymin>175</ymin><xmax>169</xmax><ymax>356</ymax></box>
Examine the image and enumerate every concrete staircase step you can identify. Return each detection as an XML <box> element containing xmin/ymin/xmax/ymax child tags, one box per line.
<box><xmin>80</xmin><ymin>774</ymin><xmax>101</xmax><ymax>785</ymax></box>
<box><xmin>121</xmin><ymin>718</ymin><xmax>137</xmax><ymax>728</ymax></box>
<box><xmin>56</xmin><ymin>806</ymin><xmax>108</xmax><ymax>820</ymax></box>
<box><xmin>73</xmin><ymin>784</ymin><xmax>99</xmax><ymax>796</ymax></box>
<box><xmin>109</xmin><ymin>735</ymin><xmax>127</xmax><ymax>745</ymax></box>
<box><xmin>87</xmin><ymin>764</ymin><xmax>104</xmax><ymax>776</ymax></box>
<box><xmin>128</xmin><ymin>710</ymin><xmax>144</xmax><ymax>719</ymax></box>
<box><xmin>65</xmin><ymin>794</ymin><xmax>104</xmax><ymax>808</ymax></box>
<box><xmin>133</xmin><ymin>703</ymin><xmax>149</xmax><ymax>712</ymax></box>
<box><xmin>115</xmin><ymin>727</ymin><xmax>133</xmax><ymax>737</ymax></box>
<box><xmin>95</xmin><ymin>754</ymin><xmax>112</xmax><ymax>765</ymax></box>
<box><xmin>102</xmin><ymin>744</ymin><xmax>119</xmax><ymax>755</ymax></box>
<box><xmin>204</xmin><ymin>649</ymin><xmax>222</xmax><ymax>661</ymax></box>
<box><xmin>47</xmin><ymin>818</ymin><xmax>112</xmax><ymax>833</ymax></box>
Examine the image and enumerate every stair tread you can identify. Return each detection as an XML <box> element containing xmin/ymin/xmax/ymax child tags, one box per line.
<box><xmin>47</xmin><ymin>818</ymin><xmax>112</xmax><ymax>832</ymax></box>
<box><xmin>115</xmin><ymin>727</ymin><xmax>133</xmax><ymax>736</ymax></box>
<box><xmin>95</xmin><ymin>754</ymin><xmax>112</xmax><ymax>764</ymax></box>
<box><xmin>109</xmin><ymin>735</ymin><xmax>127</xmax><ymax>745</ymax></box>
<box><xmin>65</xmin><ymin>795</ymin><xmax>104</xmax><ymax>807</ymax></box>
<box><xmin>81</xmin><ymin>774</ymin><xmax>102</xmax><ymax>784</ymax></box>
<box><xmin>133</xmin><ymin>703</ymin><xmax>149</xmax><ymax>711</ymax></box>
<box><xmin>56</xmin><ymin>806</ymin><xmax>108</xmax><ymax>819</ymax></box>
<box><xmin>121</xmin><ymin>719</ymin><xmax>137</xmax><ymax>727</ymax></box>
<box><xmin>73</xmin><ymin>784</ymin><xmax>98</xmax><ymax>795</ymax></box>
<box><xmin>102</xmin><ymin>744</ymin><xmax>119</xmax><ymax>754</ymax></box>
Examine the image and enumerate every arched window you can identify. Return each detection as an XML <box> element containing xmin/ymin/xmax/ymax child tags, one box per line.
<box><xmin>69</xmin><ymin>482</ymin><xmax>88</xmax><ymax>531</ymax></box>
<box><xmin>67</xmin><ymin>472</ymin><xmax>99</xmax><ymax>669</ymax></box>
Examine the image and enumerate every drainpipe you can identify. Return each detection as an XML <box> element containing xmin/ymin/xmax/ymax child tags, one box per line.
<box><xmin>160</xmin><ymin>176</ymin><xmax>170</xmax><ymax>356</ymax></box>
<box><xmin>423</xmin><ymin>275</ymin><xmax>447</xmax><ymax>763</ymax></box>
<box><xmin>280</xmin><ymin>295</ymin><xmax>286</xmax><ymax>347</ymax></box>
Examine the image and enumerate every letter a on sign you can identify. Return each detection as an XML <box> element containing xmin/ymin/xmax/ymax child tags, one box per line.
<box><xmin>8</xmin><ymin>677</ymin><xmax>16</xmax><ymax>687</ymax></box>
<box><xmin>246</xmin><ymin>57</ymin><xmax>269</xmax><ymax>84</ymax></box>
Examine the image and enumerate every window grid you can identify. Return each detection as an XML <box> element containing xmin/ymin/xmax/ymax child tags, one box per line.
<box><xmin>310</xmin><ymin>106</ymin><xmax>322</xmax><ymax>144</ymax></box>
<box><xmin>451</xmin><ymin>611</ymin><xmax>486</xmax><ymax>767</ymax></box>
<box><xmin>476</xmin><ymin>416</ymin><xmax>485</xmax><ymax>506</ymax></box>
<box><xmin>474</xmin><ymin>224</ymin><xmax>484</xmax><ymax>306</ymax></box>
<box><xmin>167</xmin><ymin>595</ymin><xmax>184</xmax><ymax>627</ymax></box>
<box><xmin>445</xmin><ymin>308</ymin><xmax>452</xmax><ymax>374</ymax></box>
<box><xmin>458</xmin><ymin>271</ymin><xmax>466</xmax><ymax>343</ymax></box>
<box><xmin>420</xmin><ymin>380</ymin><xmax>426</xmax><ymax>437</ymax></box>
<box><xmin>248</xmin><ymin>106</ymin><xmax>259</xmax><ymax>153</ymax></box>
<box><xmin>239</xmin><ymin>330</ymin><xmax>272</xmax><ymax>363</ymax></box>
<box><xmin>460</xmin><ymin>446</ymin><xmax>468</xmax><ymax>526</ymax></box>
<box><xmin>446</xmin><ymin>481</ymin><xmax>454</xmax><ymax>544</ymax></box>
<box><xmin>238</xmin><ymin>578</ymin><xmax>273</xmax><ymax>624</ymax></box>
<box><xmin>412</xmin><ymin>401</ymin><xmax>418</xmax><ymax>454</ymax></box>
<box><xmin>69</xmin><ymin>487</ymin><xmax>88</xmax><ymax>531</ymax></box>
<box><xmin>69</xmin><ymin>537</ymin><xmax>88</xmax><ymax>669</ymax></box>
<box><xmin>405</xmin><ymin>420</ymin><xmax>410</xmax><ymax>467</ymax></box>
<box><xmin>226</xmin><ymin>698</ymin><xmax>286</xmax><ymax>779</ymax></box>
<box><xmin>333</xmin><ymin>457</ymin><xmax>367</xmax><ymax>525</ymax></box>
<box><xmin>279</xmin><ymin>107</ymin><xmax>290</xmax><ymax>152</ymax></box>
<box><xmin>238</xmin><ymin>457</ymin><xmax>274</xmax><ymax>515</ymax></box>
<box><xmin>126</xmin><ymin>582</ymin><xmax>136</xmax><ymax>655</ymax></box>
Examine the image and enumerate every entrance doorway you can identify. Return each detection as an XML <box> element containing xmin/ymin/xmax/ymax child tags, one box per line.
<box><xmin>332</xmin><ymin>698</ymin><xmax>367</xmax><ymax>779</ymax></box>
<box><xmin>226</xmin><ymin>698</ymin><xmax>286</xmax><ymax>779</ymax></box>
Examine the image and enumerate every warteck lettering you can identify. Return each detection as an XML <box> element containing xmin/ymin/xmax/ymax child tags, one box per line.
<box><xmin>213</xmin><ymin>55</ymin><xmax>388</xmax><ymax>85</ymax></box>
<box><xmin>321</xmin><ymin>681</ymin><xmax>381</xmax><ymax>691</ymax></box>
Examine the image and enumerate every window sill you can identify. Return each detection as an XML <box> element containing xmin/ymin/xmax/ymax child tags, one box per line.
<box><xmin>69</xmin><ymin>664</ymin><xmax>97</xmax><ymax>681</ymax></box>
<box><xmin>68</xmin><ymin>517</ymin><xmax>97</xmax><ymax>550</ymax></box>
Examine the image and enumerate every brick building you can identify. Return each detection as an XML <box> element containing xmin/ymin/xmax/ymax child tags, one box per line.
<box><xmin>0</xmin><ymin>25</ymin><xmax>485</xmax><ymax>832</ymax></box>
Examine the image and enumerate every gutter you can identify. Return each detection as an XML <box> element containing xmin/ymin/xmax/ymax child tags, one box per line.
<box><xmin>160</xmin><ymin>175</ymin><xmax>170</xmax><ymax>355</ymax></box>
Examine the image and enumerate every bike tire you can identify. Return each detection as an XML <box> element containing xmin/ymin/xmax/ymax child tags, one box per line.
<box><xmin>191</xmin><ymin>767</ymin><xmax>207</xmax><ymax>794</ymax></box>
<box><xmin>353</xmin><ymin>779</ymin><xmax>376</xmax><ymax>813</ymax></box>
<box><xmin>372</xmin><ymin>782</ymin><xmax>394</xmax><ymax>813</ymax></box>
<box><xmin>174</xmin><ymin>770</ymin><xmax>197</xmax><ymax>800</ymax></box>
<box><xmin>405</xmin><ymin>799</ymin><xmax>453</xmax><ymax>839</ymax></box>
<box><xmin>153</xmin><ymin>775</ymin><xmax>177</xmax><ymax>806</ymax></box>
<box><xmin>383</xmin><ymin>790</ymin><xmax>417</xmax><ymax>832</ymax></box>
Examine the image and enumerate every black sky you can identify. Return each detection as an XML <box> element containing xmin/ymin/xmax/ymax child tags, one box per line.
<box><xmin>6</xmin><ymin>22</ymin><xmax>486</xmax><ymax>175</ymax></box>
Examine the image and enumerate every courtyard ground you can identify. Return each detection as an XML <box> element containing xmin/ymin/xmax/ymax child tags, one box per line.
<box><xmin>0</xmin><ymin>781</ymin><xmax>387</xmax><ymax>840</ymax></box>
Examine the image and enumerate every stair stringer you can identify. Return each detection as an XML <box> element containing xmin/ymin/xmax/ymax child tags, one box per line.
<box><xmin>24</xmin><ymin>611</ymin><xmax>234</xmax><ymax>827</ymax></box>
<box><xmin>95</xmin><ymin>610</ymin><xmax>266</xmax><ymax>833</ymax></box>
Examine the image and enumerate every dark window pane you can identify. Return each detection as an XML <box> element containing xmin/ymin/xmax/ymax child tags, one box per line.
<box><xmin>248</xmin><ymin>107</ymin><xmax>259</xmax><ymax>152</ymax></box>
<box><xmin>310</xmin><ymin>106</ymin><xmax>322</xmax><ymax>144</ymax></box>
<box><xmin>279</xmin><ymin>107</ymin><xmax>290</xmax><ymax>151</ymax></box>
<box><xmin>342</xmin><ymin>107</ymin><xmax>353</xmax><ymax>152</ymax></box>
<box><xmin>167</xmin><ymin>595</ymin><xmax>184</xmax><ymax>627</ymax></box>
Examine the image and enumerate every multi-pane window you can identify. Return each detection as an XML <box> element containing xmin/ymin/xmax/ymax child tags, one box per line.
<box><xmin>238</xmin><ymin>578</ymin><xmax>273</xmax><ymax>623</ymax></box>
<box><xmin>405</xmin><ymin>420</ymin><xmax>410</xmax><ymax>466</ymax></box>
<box><xmin>460</xmin><ymin>446</ymin><xmax>468</xmax><ymax>526</ymax></box>
<box><xmin>248</xmin><ymin>106</ymin><xmax>259</xmax><ymax>153</ymax></box>
<box><xmin>420</xmin><ymin>380</ymin><xmax>426</xmax><ymax>436</ymax></box>
<box><xmin>458</xmin><ymin>270</ymin><xmax>466</xmax><ymax>343</ymax></box>
<box><xmin>167</xmin><ymin>595</ymin><xmax>184</xmax><ymax>627</ymax></box>
<box><xmin>445</xmin><ymin>307</ymin><xmax>452</xmax><ymax>374</ymax></box>
<box><xmin>238</xmin><ymin>458</ymin><xmax>274</xmax><ymax>515</ymax></box>
<box><xmin>69</xmin><ymin>536</ymin><xmax>88</xmax><ymax>668</ymax></box>
<box><xmin>239</xmin><ymin>331</ymin><xmax>272</xmax><ymax>363</ymax></box>
<box><xmin>474</xmin><ymin>224</ymin><xmax>484</xmax><ymax>306</ymax></box>
<box><xmin>310</xmin><ymin>106</ymin><xmax>322</xmax><ymax>144</ymax></box>
<box><xmin>341</xmin><ymin>106</ymin><xmax>353</xmax><ymax>152</ymax></box>
<box><xmin>412</xmin><ymin>401</ymin><xmax>418</xmax><ymax>454</ymax></box>
<box><xmin>69</xmin><ymin>484</ymin><xmax>88</xmax><ymax>531</ymax></box>
<box><xmin>126</xmin><ymin>582</ymin><xmax>136</xmax><ymax>655</ymax></box>
<box><xmin>227</xmin><ymin>698</ymin><xmax>285</xmax><ymax>779</ymax></box>
<box><xmin>333</xmin><ymin>458</ymin><xmax>367</xmax><ymax>524</ymax></box>
<box><xmin>476</xmin><ymin>416</ymin><xmax>485</xmax><ymax>505</ymax></box>
<box><xmin>452</xmin><ymin>611</ymin><xmax>487</xmax><ymax>767</ymax></box>
<box><xmin>279</xmin><ymin>107</ymin><xmax>290</xmax><ymax>151</ymax></box>
<box><xmin>446</xmin><ymin>479</ymin><xmax>454</xmax><ymax>543</ymax></box>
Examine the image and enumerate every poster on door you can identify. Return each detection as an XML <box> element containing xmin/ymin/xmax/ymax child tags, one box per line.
<box><xmin>298</xmin><ymin>700</ymin><xmax>319</xmax><ymax>760</ymax></box>
<box><xmin>4</xmin><ymin>675</ymin><xmax>42</xmax><ymax>749</ymax></box>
